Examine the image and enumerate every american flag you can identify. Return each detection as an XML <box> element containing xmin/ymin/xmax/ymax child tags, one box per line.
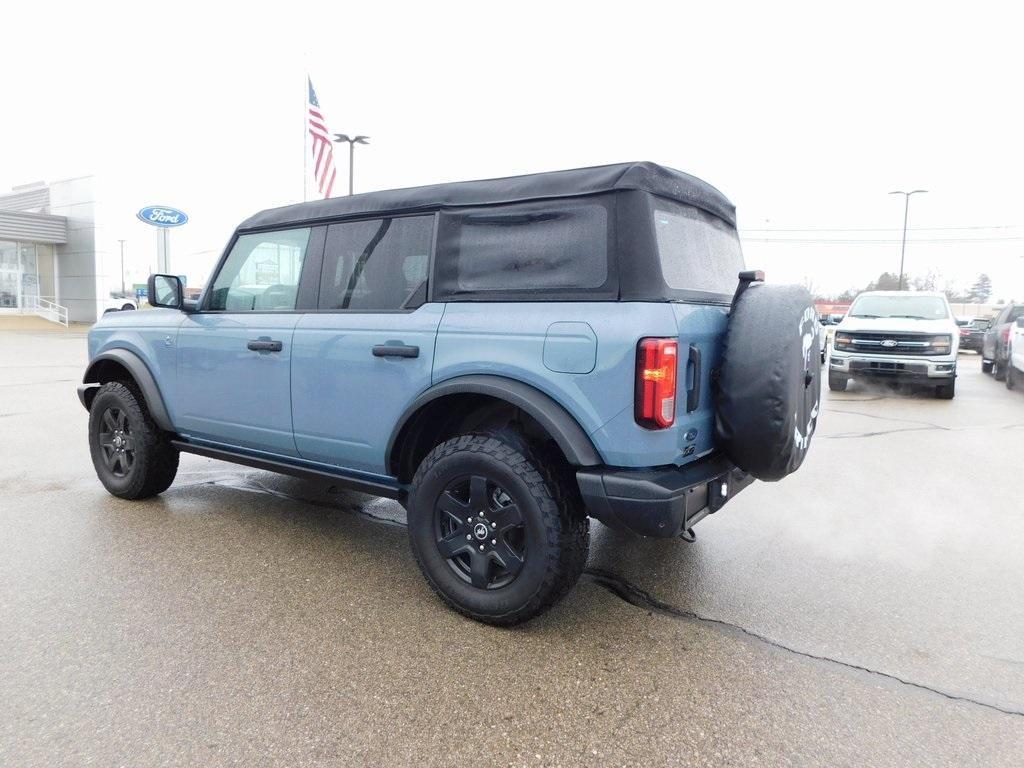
<box><xmin>307</xmin><ymin>78</ymin><xmax>337</xmax><ymax>198</ymax></box>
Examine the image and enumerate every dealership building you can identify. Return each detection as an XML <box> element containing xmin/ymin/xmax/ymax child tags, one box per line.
<box><xmin>0</xmin><ymin>176</ymin><xmax>108</xmax><ymax>323</ymax></box>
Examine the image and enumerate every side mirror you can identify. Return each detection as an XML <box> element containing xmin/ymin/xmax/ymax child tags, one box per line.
<box><xmin>147</xmin><ymin>274</ymin><xmax>184</xmax><ymax>309</ymax></box>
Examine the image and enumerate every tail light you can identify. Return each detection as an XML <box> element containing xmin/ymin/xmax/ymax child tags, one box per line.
<box><xmin>1003</xmin><ymin>326</ymin><xmax>1012</xmax><ymax>343</ymax></box>
<box><xmin>635</xmin><ymin>338</ymin><xmax>677</xmax><ymax>429</ymax></box>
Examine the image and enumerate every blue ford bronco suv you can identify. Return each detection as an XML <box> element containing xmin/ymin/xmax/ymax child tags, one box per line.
<box><xmin>80</xmin><ymin>163</ymin><xmax>821</xmax><ymax>624</ymax></box>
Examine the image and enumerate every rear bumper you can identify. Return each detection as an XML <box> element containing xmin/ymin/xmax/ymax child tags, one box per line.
<box><xmin>576</xmin><ymin>453</ymin><xmax>754</xmax><ymax>538</ymax></box>
<box><xmin>959</xmin><ymin>336</ymin><xmax>983</xmax><ymax>351</ymax></box>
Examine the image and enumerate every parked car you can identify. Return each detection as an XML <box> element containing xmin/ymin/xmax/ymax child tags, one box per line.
<box><xmin>828</xmin><ymin>290</ymin><xmax>959</xmax><ymax>398</ymax></box>
<box><xmin>1006</xmin><ymin>316</ymin><xmax>1024</xmax><ymax>390</ymax></box>
<box><xmin>982</xmin><ymin>303</ymin><xmax>1024</xmax><ymax>380</ymax></box>
<box><xmin>103</xmin><ymin>295</ymin><xmax>138</xmax><ymax>313</ymax></box>
<box><xmin>77</xmin><ymin>162</ymin><xmax>821</xmax><ymax>625</ymax></box>
<box><xmin>820</xmin><ymin>312</ymin><xmax>845</xmax><ymax>359</ymax></box>
<box><xmin>957</xmin><ymin>317</ymin><xmax>990</xmax><ymax>353</ymax></box>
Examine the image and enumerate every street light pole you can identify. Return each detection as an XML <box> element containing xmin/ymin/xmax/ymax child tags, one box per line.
<box><xmin>888</xmin><ymin>189</ymin><xmax>927</xmax><ymax>290</ymax></box>
<box><xmin>333</xmin><ymin>134</ymin><xmax>370</xmax><ymax>195</ymax></box>
<box><xmin>118</xmin><ymin>239</ymin><xmax>126</xmax><ymax>295</ymax></box>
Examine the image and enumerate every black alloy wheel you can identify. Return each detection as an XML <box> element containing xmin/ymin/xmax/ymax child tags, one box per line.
<box><xmin>406</xmin><ymin>433</ymin><xmax>589</xmax><ymax>625</ymax></box>
<box><xmin>435</xmin><ymin>474</ymin><xmax>526</xmax><ymax>589</ymax></box>
<box><xmin>88</xmin><ymin>381</ymin><xmax>179</xmax><ymax>499</ymax></box>
<box><xmin>97</xmin><ymin>406</ymin><xmax>135</xmax><ymax>478</ymax></box>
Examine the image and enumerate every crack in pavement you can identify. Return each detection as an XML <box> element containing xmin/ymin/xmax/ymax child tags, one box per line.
<box><xmin>821</xmin><ymin>426</ymin><xmax>942</xmax><ymax>439</ymax></box>
<box><xmin>583</xmin><ymin>567</ymin><xmax>1024</xmax><ymax>719</ymax></box>
<box><xmin>824</xmin><ymin>408</ymin><xmax>951</xmax><ymax>431</ymax></box>
<box><xmin>164</xmin><ymin>471</ymin><xmax>1024</xmax><ymax>719</ymax></box>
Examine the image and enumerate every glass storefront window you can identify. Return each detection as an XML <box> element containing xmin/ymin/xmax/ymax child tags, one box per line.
<box><xmin>0</xmin><ymin>241</ymin><xmax>18</xmax><ymax>308</ymax></box>
<box><xmin>0</xmin><ymin>240</ymin><xmax>56</xmax><ymax>310</ymax></box>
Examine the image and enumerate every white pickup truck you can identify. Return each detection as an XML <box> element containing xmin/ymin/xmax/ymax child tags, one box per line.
<box><xmin>1006</xmin><ymin>316</ymin><xmax>1024</xmax><ymax>390</ymax></box>
<box><xmin>828</xmin><ymin>291</ymin><xmax>959</xmax><ymax>399</ymax></box>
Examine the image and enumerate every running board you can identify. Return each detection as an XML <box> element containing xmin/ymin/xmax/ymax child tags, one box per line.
<box><xmin>170</xmin><ymin>440</ymin><xmax>405</xmax><ymax>501</ymax></box>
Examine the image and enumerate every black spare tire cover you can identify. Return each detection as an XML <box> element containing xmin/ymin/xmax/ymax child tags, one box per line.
<box><xmin>715</xmin><ymin>283</ymin><xmax>821</xmax><ymax>481</ymax></box>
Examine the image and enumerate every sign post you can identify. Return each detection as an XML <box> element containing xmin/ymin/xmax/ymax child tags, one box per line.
<box><xmin>137</xmin><ymin>205</ymin><xmax>188</xmax><ymax>274</ymax></box>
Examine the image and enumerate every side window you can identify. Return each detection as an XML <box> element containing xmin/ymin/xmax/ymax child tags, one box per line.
<box><xmin>437</xmin><ymin>200</ymin><xmax>609</xmax><ymax>295</ymax></box>
<box><xmin>319</xmin><ymin>215</ymin><xmax>434</xmax><ymax>310</ymax></box>
<box><xmin>1009</xmin><ymin>306</ymin><xmax>1024</xmax><ymax>323</ymax></box>
<box><xmin>207</xmin><ymin>228</ymin><xmax>311</xmax><ymax>311</ymax></box>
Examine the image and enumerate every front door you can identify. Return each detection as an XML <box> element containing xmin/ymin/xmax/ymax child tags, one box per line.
<box><xmin>175</xmin><ymin>226</ymin><xmax>323</xmax><ymax>457</ymax></box>
<box><xmin>291</xmin><ymin>214</ymin><xmax>439</xmax><ymax>475</ymax></box>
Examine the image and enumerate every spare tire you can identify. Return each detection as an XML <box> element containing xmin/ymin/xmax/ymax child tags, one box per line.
<box><xmin>715</xmin><ymin>283</ymin><xmax>821</xmax><ymax>481</ymax></box>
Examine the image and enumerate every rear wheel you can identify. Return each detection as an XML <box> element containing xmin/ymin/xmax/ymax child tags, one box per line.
<box><xmin>994</xmin><ymin>358</ymin><xmax>1006</xmax><ymax>381</ymax></box>
<box><xmin>828</xmin><ymin>371</ymin><xmax>848</xmax><ymax>392</ymax></box>
<box><xmin>407</xmin><ymin>433</ymin><xmax>588</xmax><ymax>625</ymax></box>
<box><xmin>88</xmin><ymin>382</ymin><xmax>179</xmax><ymax>499</ymax></box>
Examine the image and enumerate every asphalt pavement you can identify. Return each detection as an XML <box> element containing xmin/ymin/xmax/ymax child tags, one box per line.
<box><xmin>2</xmin><ymin>325</ymin><xmax>1023</xmax><ymax>767</ymax></box>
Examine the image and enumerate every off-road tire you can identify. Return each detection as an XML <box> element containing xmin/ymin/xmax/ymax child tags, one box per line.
<box><xmin>994</xmin><ymin>358</ymin><xmax>1006</xmax><ymax>381</ymax></box>
<box><xmin>936</xmin><ymin>380</ymin><xmax>956</xmax><ymax>399</ymax></box>
<box><xmin>407</xmin><ymin>433</ymin><xmax>589</xmax><ymax>626</ymax></box>
<box><xmin>88</xmin><ymin>381</ymin><xmax>179</xmax><ymax>499</ymax></box>
<box><xmin>981</xmin><ymin>359</ymin><xmax>993</xmax><ymax>374</ymax></box>
<box><xmin>828</xmin><ymin>371</ymin><xmax>848</xmax><ymax>392</ymax></box>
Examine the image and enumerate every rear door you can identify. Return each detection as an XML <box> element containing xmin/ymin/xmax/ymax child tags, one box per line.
<box><xmin>291</xmin><ymin>214</ymin><xmax>440</xmax><ymax>476</ymax></box>
<box><xmin>175</xmin><ymin>226</ymin><xmax>323</xmax><ymax>456</ymax></box>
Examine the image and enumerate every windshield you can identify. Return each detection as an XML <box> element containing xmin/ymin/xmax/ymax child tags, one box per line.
<box><xmin>848</xmin><ymin>294</ymin><xmax>949</xmax><ymax>320</ymax></box>
<box><xmin>653</xmin><ymin>202</ymin><xmax>745</xmax><ymax>296</ymax></box>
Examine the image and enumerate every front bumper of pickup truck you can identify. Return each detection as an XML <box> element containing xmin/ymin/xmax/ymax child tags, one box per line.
<box><xmin>829</xmin><ymin>352</ymin><xmax>956</xmax><ymax>381</ymax></box>
<box><xmin>576</xmin><ymin>454</ymin><xmax>754</xmax><ymax>538</ymax></box>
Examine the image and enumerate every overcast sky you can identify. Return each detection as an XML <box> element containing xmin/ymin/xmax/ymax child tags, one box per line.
<box><xmin>2</xmin><ymin>0</ymin><xmax>1022</xmax><ymax>300</ymax></box>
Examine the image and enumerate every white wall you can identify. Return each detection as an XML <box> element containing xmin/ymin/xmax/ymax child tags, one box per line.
<box><xmin>50</xmin><ymin>176</ymin><xmax>104</xmax><ymax>322</ymax></box>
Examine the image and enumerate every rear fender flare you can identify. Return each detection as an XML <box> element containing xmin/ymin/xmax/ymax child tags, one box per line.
<box><xmin>387</xmin><ymin>374</ymin><xmax>602</xmax><ymax>475</ymax></box>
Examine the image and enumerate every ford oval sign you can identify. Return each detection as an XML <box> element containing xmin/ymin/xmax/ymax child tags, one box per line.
<box><xmin>137</xmin><ymin>206</ymin><xmax>189</xmax><ymax>228</ymax></box>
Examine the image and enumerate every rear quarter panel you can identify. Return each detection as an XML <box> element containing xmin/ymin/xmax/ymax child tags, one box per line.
<box><xmin>433</xmin><ymin>301</ymin><xmax>728</xmax><ymax>468</ymax></box>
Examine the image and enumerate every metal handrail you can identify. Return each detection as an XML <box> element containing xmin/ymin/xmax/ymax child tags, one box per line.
<box><xmin>25</xmin><ymin>295</ymin><xmax>69</xmax><ymax>327</ymax></box>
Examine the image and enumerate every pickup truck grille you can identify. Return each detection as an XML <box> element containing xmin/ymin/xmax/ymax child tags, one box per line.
<box><xmin>842</xmin><ymin>333</ymin><xmax>936</xmax><ymax>356</ymax></box>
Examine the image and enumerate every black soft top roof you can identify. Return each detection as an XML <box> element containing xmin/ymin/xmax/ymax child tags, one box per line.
<box><xmin>239</xmin><ymin>161</ymin><xmax>736</xmax><ymax>231</ymax></box>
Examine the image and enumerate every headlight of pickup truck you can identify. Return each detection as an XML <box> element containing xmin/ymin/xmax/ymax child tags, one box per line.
<box><xmin>928</xmin><ymin>334</ymin><xmax>952</xmax><ymax>353</ymax></box>
<box><xmin>834</xmin><ymin>332</ymin><xmax>854</xmax><ymax>351</ymax></box>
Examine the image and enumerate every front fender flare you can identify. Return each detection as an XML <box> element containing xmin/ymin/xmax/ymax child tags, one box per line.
<box><xmin>387</xmin><ymin>374</ymin><xmax>603</xmax><ymax>475</ymax></box>
<box><xmin>81</xmin><ymin>349</ymin><xmax>173</xmax><ymax>432</ymax></box>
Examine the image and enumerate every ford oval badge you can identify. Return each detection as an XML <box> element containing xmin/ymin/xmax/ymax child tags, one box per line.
<box><xmin>880</xmin><ymin>339</ymin><xmax>898</xmax><ymax>348</ymax></box>
<box><xmin>137</xmin><ymin>205</ymin><xmax>189</xmax><ymax>228</ymax></box>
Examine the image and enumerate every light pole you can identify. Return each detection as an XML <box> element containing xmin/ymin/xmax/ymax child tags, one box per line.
<box><xmin>117</xmin><ymin>239</ymin><xmax>126</xmax><ymax>295</ymax></box>
<box><xmin>333</xmin><ymin>134</ymin><xmax>370</xmax><ymax>195</ymax></box>
<box><xmin>888</xmin><ymin>189</ymin><xmax>927</xmax><ymax>290</ymax></box>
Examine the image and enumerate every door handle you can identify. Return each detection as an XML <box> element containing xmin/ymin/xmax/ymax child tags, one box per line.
<box><xmin>372</xmin><ymin>343</ymin><xmax>419</xmax><ymax>359</ymax></box>
<box><xmin>686</xmin><ymin>344</ymin><xmax>702</xmax><ymax>413</ymax></box>
<box><xmin>247</xmin><ymin>339</ymin><xmax>283</xmax><ymax>352</ymax></box>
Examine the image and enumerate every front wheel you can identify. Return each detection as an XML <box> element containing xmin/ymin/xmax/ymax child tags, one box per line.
<box><xmin>407</xmin><ymin>434</ymin><xmax>589</xmax><ymax>625</ymax></box>
<box><xmin>1008</xmin><ymin>362</ymin><xmax>1018</xmax><ymax>390</ymax></box>
<box><xmin>981</xmin><ymin>359</ymin><xmax>993</xmax><ymax>374</ymax></box>
<box><xmin>828</xmin><ymin>371</ymin><xmax>848</xmax><ymax>392</ymax></box>
<box><xmin>936</xmin><ymin>380</ymin><xmax>956</xmax><ymax>399</ymax></box>
<box><xmin>88</xmin><ymin>381</ymin><xmax>179</xmax><ymax>499</ymax></box>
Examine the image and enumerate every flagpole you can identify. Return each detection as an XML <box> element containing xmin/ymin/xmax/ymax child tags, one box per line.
<box><xmin>302</xmin><ymin>72</ymin><xmax>308</xmax><ymax>202</ymax></box>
